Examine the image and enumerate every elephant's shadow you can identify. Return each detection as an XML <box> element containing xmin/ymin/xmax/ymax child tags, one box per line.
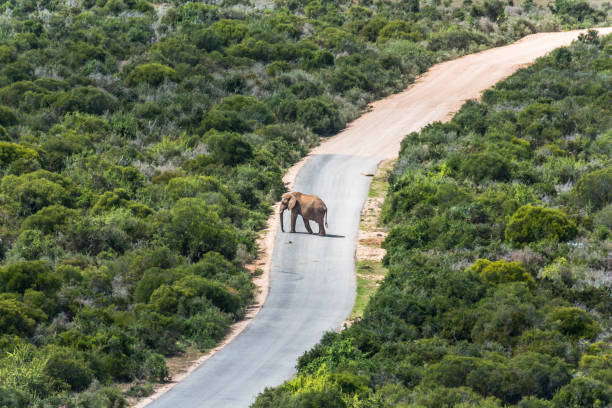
<box><xmin>286</xmin><ymin>231</ymin><xmax>345</xmax><ymax>239</ymax></box>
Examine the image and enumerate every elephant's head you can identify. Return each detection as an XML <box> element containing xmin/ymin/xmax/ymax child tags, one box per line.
<box><xmin>279</xmin><ymin>192</ymin><xmax>299</xmax><ymax>232</ymax></box>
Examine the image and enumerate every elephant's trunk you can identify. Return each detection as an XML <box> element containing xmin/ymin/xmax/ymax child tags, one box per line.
<box><xmin>279</xmin><ymin>207</ymin><xmax>285</xmax><ymax>232</ymax></box>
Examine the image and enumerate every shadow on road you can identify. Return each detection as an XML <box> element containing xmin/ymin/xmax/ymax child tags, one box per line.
<box><xmin>284</xmin><ymin>231</ymin><xmax>346</xmax><ymax>239</ymax></box>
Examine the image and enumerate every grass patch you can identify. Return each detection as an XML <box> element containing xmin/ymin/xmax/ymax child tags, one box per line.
<box><xmin>350</xmin><ymin>260</ymin><xmax>387</xmax><ymax>321</ymax></box>
<box><xmin>367</xmin><ymin>160</ymin><xmax>394</xmax><ymax>199</ymax></box>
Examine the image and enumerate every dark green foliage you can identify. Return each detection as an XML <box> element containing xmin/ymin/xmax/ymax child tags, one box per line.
<box><xmin>165</xmin><ymin>198</ymin><xmax>237</xmax><ymax>261</ymax></box>
<box><xmin>0</xmin><ymin>260</ymin><xmax>59</xmax><ymax>294</ymax></box>
<box><xmin>0</xmin><ymin>105</ymin><xmax>18</xmax><ymax>127</ymax></box>
<box><xmin>44</xmin><ymin>351</ymin><xmax>93</xmax><ymax>392</ymax></box>
<box><xmin>0</xmin><ymin>141</ymin><xmax>39</xmax><ymax>170</ymax></box>
<box><xmin>21</xmin><ymin>205</ymin><xmax>77</xmax><ymax>234</ymax></box>
<box><xmin>458</xmin><ymin>151</ymin><xmax>511</xmax><ymax>182</ymax></box>
<box><xmin>505</xmin><ymin>205</ymin><xmax>577</xmax><ymax>246</ymax></box>
<box><xmin>53</xmin><ymin>87</ymin><xmax>118</xmax><ymax>115</ymax></box>
<box><xmin>296</xmin><ymin>97</ymin><xmax>342</xmax><ymax>136</ymax></box>
<box><xmin>0</xmin><ymin>298</ymin><xmax>46</xmax><ymax>336</ymax></box>
<box><xmin>552</xmin><ymin>377</ymin><xmax>612</xmax><ymax>407</ymax></box>
<box><xmin>572</xmin><ymin>166</ymin><xmax>612</xmax><ymax>210</ymax></box>
<box><xmin>205</xmin><ymin>131</ymin><xmax>254</xmax><ymax>166</ymax></box>
<box><xmin>549</xmin><ymin>307</ymin><xmax>600</xmax><ymax>340</ymax></box>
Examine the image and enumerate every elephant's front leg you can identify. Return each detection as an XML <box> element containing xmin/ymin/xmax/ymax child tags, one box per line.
<box><xmin>303</xmin><ymin>217</ymin><xmax>313</xmax><ymax>234</ymax></box>
<box><xmin>290</xmin><ymin>210</ymin><xmax>298</xmax><ymax>233</ymax></box>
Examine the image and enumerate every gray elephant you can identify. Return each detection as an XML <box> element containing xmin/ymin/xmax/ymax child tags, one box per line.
<box><xmin>279</xmin><ymin>192</ymin><xmax>328</xmax><ymax>236</ymax></box>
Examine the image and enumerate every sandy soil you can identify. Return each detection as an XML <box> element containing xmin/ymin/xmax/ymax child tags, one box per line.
<box><xmin>134</xmin><ymin>27</ymin><xmax>611</xmax><ymax>407</ymax></box>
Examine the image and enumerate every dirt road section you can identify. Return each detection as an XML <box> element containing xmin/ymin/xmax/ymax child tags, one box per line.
<box><xmin>141</xmin><ymin>27</ymin><xmax>611</xmax><ymax>408</ymax></box>
<box><xmin>312</xmin><ymin>27</ymin><xmax>612</xmax><ymax>158</ymax></box>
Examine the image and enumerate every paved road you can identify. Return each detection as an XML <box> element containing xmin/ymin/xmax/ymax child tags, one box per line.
<box><xmin>148</xmin><ymin>154</ymin><xmax>381</xmax><ymax>407</ymax></box>
<box><xmin>146</xmin><ymin>27</ymin><xmax>612</xmax><ymax>408</ymax></box>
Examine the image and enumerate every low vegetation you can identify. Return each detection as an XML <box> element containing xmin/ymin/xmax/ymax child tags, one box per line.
<box><xmin>253</xmin><ymin>32</ymin><xmax>612</xmax><ymax>408</ymax></box>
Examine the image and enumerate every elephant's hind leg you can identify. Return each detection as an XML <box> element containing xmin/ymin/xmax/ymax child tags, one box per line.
<box><xmin>303</xmin><ymin>217</ymin><xmax>313</xmax><ymax>234</ymax></box>
<box><xmin>317</xmin><ymin>222</ymin><xmax>326</xmax><ymax>236</ymax></box>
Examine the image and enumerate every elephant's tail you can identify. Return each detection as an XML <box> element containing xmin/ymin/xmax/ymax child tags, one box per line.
<box><xmin>325</xmin><ymin>208</ymin><xmax>328</xmax><ymax>228</ymax></box>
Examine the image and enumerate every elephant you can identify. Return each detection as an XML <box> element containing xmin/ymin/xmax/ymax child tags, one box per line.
<box><xmin>279</xmin><ymin>191</ymin><xmax>328</xmax><ymax>236</ymax></box>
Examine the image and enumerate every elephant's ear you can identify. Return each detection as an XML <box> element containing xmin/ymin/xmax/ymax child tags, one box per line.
<box><xmin>288</xmin><ymin>195</ymin><xmax>297</xmax><ymax>210</ymax></box>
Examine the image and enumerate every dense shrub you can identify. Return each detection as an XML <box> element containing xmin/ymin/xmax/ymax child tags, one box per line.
<box><xmin>548</xmin><ymin>307</ymin><xmax>600</xmax><ymax>340</ymax></box>
<box><xmin>457</xmin><ymin>151</ymin><xmax>511</xmax><ymax>182</ymax></box>
<box><xmin>0</xmin><ymin>298</ymin><xmax>46</xmax><ymax>336</ymax></box>
<box><xmin>296</xmin><ymin>97</ymin><xmax>342</xmax><ymax>136</ymax></box>
<box><xmin>552</xmin><ymin>377</ymin><xmax>612</xmax><ymax>408</ymax></box>
<box><xmin>572</xmin><ymin>167</ymin><xmax>612</xmax><ymax>210</ymax></box>
<box><xmin>126</xmin><ymin>63</ymin><xmax>179</xmax><ymax>86</ymax></box>
<box><xmin>505</xmin><ymin>205</ymin><xmax>577</xmax><ymax>246</ymax></box>
<box><xmin>466</xmin><ymin>259</ymin><xmax>535</xmax><ymax>287</ymax></box>
<box><xmin>164</xmin><ymin>198</ymin><xmax>237</xmax><ymax>261</ymax></box>
<box><xmin>0</xmin><ymin>106</ymin><xmax>18</xmax><ymax>127</ymax></box>
<box><xmin>21</xmin><ymin>205</ymin><xmax>77</xmax><ymax>234</ymax></box>
<box><xmin>44</xmin><ymin>351</ymin><xmax>93</xmax><ymax>392</ymax></box>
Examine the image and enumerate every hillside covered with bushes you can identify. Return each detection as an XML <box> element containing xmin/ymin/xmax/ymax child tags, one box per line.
<box><xmin>0</xmin><ymin>0</ymin><xmax>610</xmax><ymax>405</ymax></box>
<box><xmin>253</xmin><ymin>32</ymin><xmax>612</xmax><ymax>408</ymax></box>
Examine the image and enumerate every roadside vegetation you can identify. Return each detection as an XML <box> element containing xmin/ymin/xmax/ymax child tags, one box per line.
<box><xmin>253</xmin><ymin>32</ymin><xmax>612</xmax><ymax>408</ymax></box>
<box><xmin>0</xmin><ymin>0</ymin><xmax>610</xmax><ymax>404</ymax></box>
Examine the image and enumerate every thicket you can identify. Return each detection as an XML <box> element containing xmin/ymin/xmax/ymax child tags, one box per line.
<box><xmin>0</xmin><ymin>0</ymin><xmax>610</xmax><ymax>404</ymax></box>
<box><xmin>253</xmin><ymin>33</ymin><xmax>612</xmax><ymax>407</ymax></box>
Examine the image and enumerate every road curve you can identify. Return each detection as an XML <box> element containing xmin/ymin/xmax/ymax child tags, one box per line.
<box><xmin>146</xmin><ymin>27</ymin><xmax>611</xmax><ymax>408</ymax></box>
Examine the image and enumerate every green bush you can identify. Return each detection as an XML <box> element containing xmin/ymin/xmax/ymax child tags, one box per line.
<box><xmin>457</xmin><ymin>151</ymin><xmax>511</xmax><ymax>182</ymax></box>
<box><xmin>21</xmin><ymin>205</ymin><xmax>77</xmax><ymax>234</ymax></box>
<box><xmin>0</xmin><ymin>260</ymin><xmax>59</xmax><ymax>294</ymax></box>
<box><xmin>466</xmin><ymin>259</ymin><xmax>535</xmax><ymax>287</ymax></box>
<box><xmin>44</xmin><ymin>351</ymin><xmax>93</xmax><ymax>392</ymax></box>
<box><xmin>552</xmin><ymin>377</ymin><xmax>611</xmax><ymax>408</ymax></box>
<box><xmin>52</xmin><ymin>87</ymin><xmax>118</xmax><ymax>115</ymax></box>
<box><xmin>549</xmin><ymin>307</ymin><xmax>600</xmax><ymax>340</ymax></box>
<box><xmin>1</xmin><ymin>171</ymin><xmax>75</xmax><ymax>216</ymax></box>
<box><xmin>144</xmin><ymin>353</ymin><xmax>169</xmax><ymax>382</ymax></box>
<box><xmin>0</xmin><ymin>106</ymin><xmax>18</xmax><ymax>127</ymax></box>
<box><xmin>164</xmin><ymin>198</ymin><xmax>237</xmax><ymax>261</ymax></box>
<box><xmin>191</xmin><ymin>28</ymin><xmax>221</xmax><ymax>51</ymax></box>
<box><xmin>9</xmin><ymin>229</ymin><xmax>61</xmax><ymax>260</ymax></box>
<box><xmin>205</xmin><ymin>131</ymin><xmax>254</xmax><ymax>166</ymax></box>
<box><xmin>572</xmin><ymin>167</ymin><xmax>612</xmax><ymax>210</ymax></box>
<box><xmin>0</xmin><ymin>142</ymin><xmax>38</xmax><ymax>170</ymax></box>
<box><xmin>0</xmin><ymin>298</ymin><xmax>46</xmax><ymax>336</ymax></box>
<box><xmin>296</xmin><ymin>97</ymin><xmax>342</xmax><ymax>136</ymax></box>
<box><xmin>505</xmin><ymin>205</ymin><xmax>577</xmax><ymax>246</ymax></box>
<box><xmin>211</xmin><ymin>19</ymin><xmax>249</xmax><ymax>45</ymax></box>
<box><xmin>126</xmin><ymin>63</ymin><xmax>179</xmax><ymax>86</ymax></box>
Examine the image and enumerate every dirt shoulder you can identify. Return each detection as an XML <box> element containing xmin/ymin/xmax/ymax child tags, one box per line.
<box><xmin>346</xmin><ymin>159</ymin><xmax>393</xmax><ymax>324</ymax></box>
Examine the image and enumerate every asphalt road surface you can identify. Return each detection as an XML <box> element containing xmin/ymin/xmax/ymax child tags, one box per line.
<box><xmin>146</xmin><ymin>27</ymin><xmax>612</xmax><ymax>408</ymax></box>
<box><xmin>148</xmin><ymin>154</ymin><xmax>381</xmax><ymax>407</ymax></box>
